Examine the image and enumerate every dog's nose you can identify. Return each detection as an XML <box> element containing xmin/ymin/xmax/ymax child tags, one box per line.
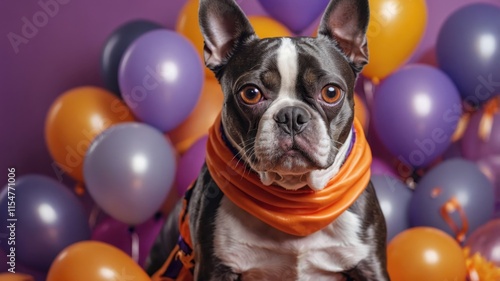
<box><xmin>274</xmin><ymin>106</ymin><xmax>311</xmax><ymax>135</ymax></box>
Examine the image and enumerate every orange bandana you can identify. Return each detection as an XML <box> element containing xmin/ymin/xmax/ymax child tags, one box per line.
<box><xmin>206</xmin><ymin>115</ymin><xmax>372</xmax><ymax>236</ymax></box>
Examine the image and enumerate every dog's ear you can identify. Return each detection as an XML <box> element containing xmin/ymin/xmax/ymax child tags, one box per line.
<box><xmin>199</xmin><ymin>0</ymin><xmax>256</xmax><ymax>73</ymax></box>
<box><xmin>318</xmin><ymin>0</ymin><xmax>369</xmax><ymax>73</ymax></box>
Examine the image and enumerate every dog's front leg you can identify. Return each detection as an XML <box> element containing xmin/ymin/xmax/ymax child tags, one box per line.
<box><xmin>344</xmin><ymin>258</ymin><xmax>390</xmax><ymax>281</ymax></box>
<box><xmin>343</xmin><ymin>185</ymin><xmax>391</xmax><ymax>281</ymax></box>
<box><xmin>191</xmin><ymin>180</ymin><xmax>241</xmax><ymax>281</ymax></box>
<box><xmin>194</xmin><ymin>247</ymin><xmax>240</xmax><ymax>281</ymax></box>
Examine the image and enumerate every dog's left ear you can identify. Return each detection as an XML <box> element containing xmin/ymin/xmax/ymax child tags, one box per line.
<box><xmin>318</xmin><ymin>0</ymin><xmax>369</xmax><ymax>73</ymax></box>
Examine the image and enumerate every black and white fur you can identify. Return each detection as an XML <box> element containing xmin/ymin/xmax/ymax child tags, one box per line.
<box><xmin>146</xmin><ymin>0</ymin><xmax>389</xmax><ymax>280</ymax></box>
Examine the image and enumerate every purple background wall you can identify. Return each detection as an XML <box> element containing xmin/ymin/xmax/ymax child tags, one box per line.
<box><xmin>1</xmin><ymin>0</ymin><xmax>500</xmax><ymax>181</ymax></box>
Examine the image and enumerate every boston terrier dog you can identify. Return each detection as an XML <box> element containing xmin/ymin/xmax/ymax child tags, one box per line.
<box><xmin>146</xmin><ymin>0</ymin><xmax>390</xmax><ymax>280</ymax></box>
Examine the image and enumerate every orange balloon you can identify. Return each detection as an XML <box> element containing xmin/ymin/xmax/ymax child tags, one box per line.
<box><xmin>248</xmin><ymin>16</ymin><xmax>292</xmax><ymax>38</ymax></box>
<box><xmin>354</xmin><ymin>93</ymin><xmax>369</xmax><ymax>132</ymax></box>
<box><xmin>168</xmin><ymin>79</ymin><xmax>224</xmax><ymax>154</ymax></box>
<box><xmin>176</xmin><ymin>0</ymin><xmax>215</xmax><ymax>80</ymax></box>
<box><xmin>387</xmin><ymin>227</ymin><xmax>467</xmax><ymax>281</ymax></box>
<box><xmin>363</xmin><ymin>0</ymin><xmax>427</xmax><ymax>81</ymax></box>
<box><xmin>45</xmin><ymin>86</ymin><xmax>135</xmax><ymax>181</ymax></box>
<box><xmin>47</xmin><ymin>241</ymin><xmax>150</xmax><ymax>281</ymax></box>
<box><xmin>0</xmin><ymin>273</ymin><xmax>34</xmax><ymax>281</ymax></box>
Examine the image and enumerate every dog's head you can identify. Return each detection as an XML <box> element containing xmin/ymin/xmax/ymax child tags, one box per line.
<box><xmin>199</xmin><ymin>0</ymin><xmax>369</xmax><ymax>191</ymax></box>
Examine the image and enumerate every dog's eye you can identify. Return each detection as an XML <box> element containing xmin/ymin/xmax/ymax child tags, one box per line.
<box><xmin>239</xmin><ymin>86</ymin><xmax>262</xmax><ymax>105</ymax></box>
<box><xmin>321</xmin><ymin>84</ymin><xmax>343</xmax><ymax>104</ymax></box>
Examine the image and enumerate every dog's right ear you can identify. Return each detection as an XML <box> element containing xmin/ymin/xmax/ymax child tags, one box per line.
<box><xmin>318</xmin><ymin>0</ymin><xmax>370</xmax><ymax>73</ymax></box>
<box><xmin>199</xmin><ymin>0</ymin><xmax>256</xmax><ymax>73</ymax></box>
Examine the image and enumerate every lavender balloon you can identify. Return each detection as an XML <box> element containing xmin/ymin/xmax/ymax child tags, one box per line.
<box><xmin>371</xmin><ymin>175</ymin><xmax>412</xmax><ymax>241</ymax></box>
<box><xmin>83</xmin><ymin>123</ymin><xmax>176</xmax><ymax>225</ymax></box>
<box><xmin>465</xmin><ymin>219</ymin><xmax>500</xmax><ymax>266</ymax></box>
<box><xmin>257</xmin><ymin>0</ymin><xmax>329</xmax><ymax>34</ymax></box>
<box><xmin>91</xmin><ymin>216</ymin><xmax>165</xmax><ymax>267</ymax></box>
<box><xmin>462</xmin><ymin>107</ymin><xmax>500</xmax><ymax>161</ymax></box>
<box><xmin>0</xmin><ymin>175</ymin><xmax>90</xmax><ymax>271</ymax></box>
<box><xmin>436</xmin><ymin>4</ymin><xmax>500</xmax><ymax>104</ymax></box>
<box><xmin>372</xmin><ymin>64</ymin><xmax>462</xmax><ymax>168</ymax></box>
<box><xmin>409</xmin><ymin>159</ymin><xmax>495</xmax><ymax>238</ymax></box>
<box><xmin>119</xmin><ymin>30</ymin><xmax>204</xmax><ymax>132</ymax></box>
<box><xmin>175</xmin><ymin>135</ymin><xmax>208</xmax><ymax>196</ymax></box>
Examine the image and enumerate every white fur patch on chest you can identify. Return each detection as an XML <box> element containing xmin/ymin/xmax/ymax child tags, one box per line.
<box><xmin>213</xmin><ymin>197</ymin><xmax>370</xmax><ymax>281</ymax></box>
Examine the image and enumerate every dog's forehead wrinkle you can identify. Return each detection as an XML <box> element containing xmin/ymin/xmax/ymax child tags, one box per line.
<box><xmin>224</xmin><ymin>40</ymin><xmax>279</xmax><ymax>83</ymax></box>
<box><xmin>297</xmin><ymin>37</ymin><xmax>355</xmax><ymax>82</ymax></box>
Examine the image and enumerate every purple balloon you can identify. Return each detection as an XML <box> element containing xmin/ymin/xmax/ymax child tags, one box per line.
<box><xmin>372</xmin><ymin>64</ymin><xmax>462</xmax><ymax>168</ymax></box>
<box><xmin>410</xmin><ymin>159</ymin><xmax>495</xmax><ymax>238</ymax></box>
<box><xmin>0</xmin><ymin>175</ymin><xmax>90</xmax><ymax>271</ymax></box>
<box><xmin>175</xmin><ymin>135</ymin><xmax>208</xmax><ymax>196</ymax></box>
<box><xmin>101</xmin><ymin>20</ymin><xmax>163</xmax><ymax>95</ymax></box>
<box><xmin>371</xmin><ymin>158</ymin><xmax>397</xmax><ymax>178</ymax></box>
<box><xmin>92</xmin><ymin>216</ymin><xmax>165</xmax><ymax>267</ymax></box>
<box><xmin>371</xmin><ymin>175</ymin><xmax>412</xmax><ymax>242</ymax></box>
<box><xmin>462</xmin><ymin>108</ymin><xmax>500</xmax><ymax>161</ymax></box>
<box><xmin>409</xmin><ymin>0</ymin><xmax>500</xmax><ymax>64</ymax></box>
<box><xmin>83</xmin><ymin>123</ymin><xmax>176</xmax><ymax>225</ymax></box>
<box><xmin>256</xmin><ymin>0</ymin><xmax>329</xmax><ymax>34</ymax></box>
<box><xmin>465</xmin><ymin>219</ymin><xmax>500</xmax><ymax>266</ymax></box>
<box><xmin>436</xmin><ymin>4</ymin><xmax>500</xmax><ymax>104</ymax></box>
<box><xmin>119</xmin><ymin>30</ymin><xmax>204</xmax><ymax>132</ymax></box>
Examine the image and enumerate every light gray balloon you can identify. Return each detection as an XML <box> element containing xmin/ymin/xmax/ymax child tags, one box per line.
<box><xmin>84</xmin><ymin>122</ymin><xmax>176</xmax><ymax>225</ymax></box>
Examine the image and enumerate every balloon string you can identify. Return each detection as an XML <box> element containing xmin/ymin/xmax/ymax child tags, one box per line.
<box><xmin>74</xmin><ymin>182</ymin><xmax>85</xmax><ymax>196</ymax></box>
<box><xmin>88</xmin><ymin>204</ymin><xmax>100</xmax><ymax>229</ymax></box>
<box><xmin>130</xmin><ymin>228</ymin><xmax>140</xmax><ymax>263</ymax></box>
<box><xmin>439</xmin><ymin>196</ymin><xmax>469</xmax><ymax>243</ymax></box>
<box><xmin>478</xmin><ymin>96</ymin><xmax>499</xmax><ymax>141</ymax></box>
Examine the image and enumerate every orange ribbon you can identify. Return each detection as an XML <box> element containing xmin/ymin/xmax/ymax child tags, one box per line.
<box><xmin>464</xmin><ymin>247</ymin><xmax>500</xmax><ymax>281</ymax></box>
<box><xmin>438</xmin><ymin>195</ymin><xmax>469</xmax><ymax>243</ymax></box>
<box><xmin>478</xmin><ymin>96</ymin><xmax>500</xmax><ymax>141</ymax></box>
<box><xmin>205</xmin><ymin>114</ymin><xmax>372</xmax><ymax>236</ymax></box>
<box><xmin>451</xmin><ymin>113</ymin><xmax>471</xmax><ymax>142</ymax></box>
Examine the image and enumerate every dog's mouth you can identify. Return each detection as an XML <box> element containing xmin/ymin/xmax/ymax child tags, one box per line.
<box><xmin>247</xmin><ymin>136</ymin><xmax>340</xmax><ymax>190</ymax></box>
<box><xmin>247</xmin><ymin>120</ymin><xmax>354</xmax><ymax>191</ymax></box>
<box><xmin>254</xmin><ymin>134</ymin><xmax>333</xmax><ymax>170</ymax></box>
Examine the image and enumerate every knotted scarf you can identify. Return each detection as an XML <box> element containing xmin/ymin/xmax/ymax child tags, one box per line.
<box><xmin>205</xmin><ymin>114</ymin><xmax>372</xmax><ymax>236</ymax></box>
